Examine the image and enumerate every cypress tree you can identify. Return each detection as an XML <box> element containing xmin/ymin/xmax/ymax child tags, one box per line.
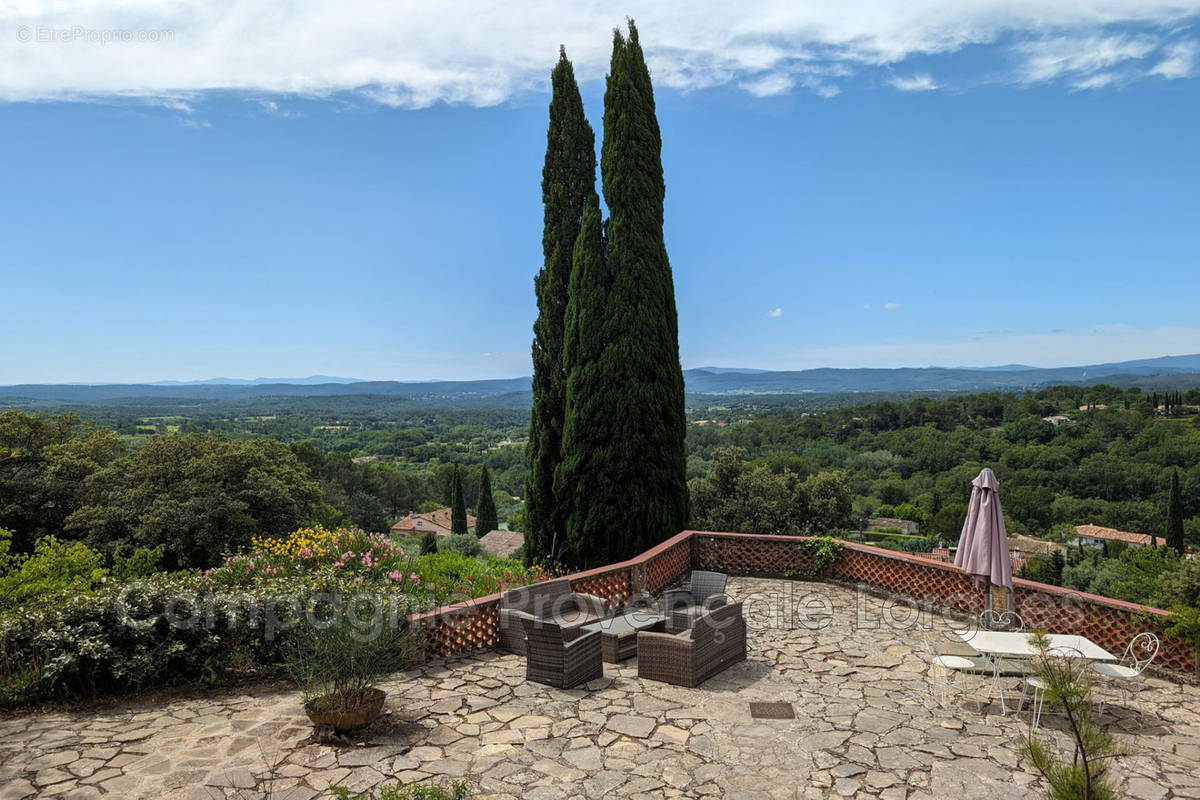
<box><xmin>1168</xmin><ymin>468</ymin><xmax>1185</xmax><ymax>555</ymax></box>
<box><xmin>475</xmin><ymin>464</ymin><xmax>498</xmax><ymax>537</ymax></box>
<box><xmin>526</xmin><ymin>47</ymin><xmax>597</xmax><ymax>566</ymax></box>
<box><xmin>558</xmin><ymin>192</ymin><xmax>615</xmax><ymax>568</ymax></box>
<box><xmin>450</xmin><ymin>464</ymin><xmax>468</xmax><ymax>535</ymax></box>
<box><xmin>565</xmin><ymin>20</ymin><xmax>689</xmax><ymax>566</ymax></box>
<box><xmin>602</xmin><ymin>21</ymin><xmax>689</xmax><ymax>556</ymax></box>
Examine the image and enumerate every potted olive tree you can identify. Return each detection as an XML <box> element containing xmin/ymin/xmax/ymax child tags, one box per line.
<box><xmin>286</xmin><ymin>588</ymin><xmax>425</xmax><ymax>733</ymax></box>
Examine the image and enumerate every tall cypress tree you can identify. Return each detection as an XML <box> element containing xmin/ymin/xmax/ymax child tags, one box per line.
<box><xmin>562</xmin><ymin>21</ymin><xmax>689</xmax><ymax>567</ymax></box>
<box><xmin>558</xmin><ymin>192</ymin><xmax>614</xmax><ymax>568</ymax></box>
<box><xmin>526</xmin><ymin>47</ymin><xmax>597</xmax><ymax>566</ymax></box>
<box><xmin>450</xmin><ymin>464</ymin><xmax>468</xmax><ymax>535</ymax></box>
<box><xmin>1167</xmin><ymin>468</ymin><xmax>1185</xmax><ymax>555</ymax></box>
<box><xmin>475</xmin><ymin>464</ymin><xmax>498</xmax><ymax>537</ymax></box>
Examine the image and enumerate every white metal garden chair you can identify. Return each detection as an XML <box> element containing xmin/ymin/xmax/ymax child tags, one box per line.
<box><xmin>978</xmin><ymin>610</ymin><xmax>1033</xmax><ymax>712</ymax></box>
<box><xmin>979</xmin><ymin>609</ymin><xmax>1025</xmax><ymax>632</ymax></box>
<box><xmin>1016</xmin><ymin>644</ymin><xmax>1084</xmax><ymax>729</ymax></box>
<box><xmin>922</xmin><ymin>632</ymin><xmax>992</xmax><ymax>713</ymax></box>
<box><xmin>1090</xmin><ymin>632</ymin><xmax>1160</xmax><ymax>715</ymax></box>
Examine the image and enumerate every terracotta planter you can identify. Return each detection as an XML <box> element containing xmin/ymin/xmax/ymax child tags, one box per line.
<box><xmin>304</xmin><ymin>687</ymin><xmax>386</xmax><ymax>732</ymax></box>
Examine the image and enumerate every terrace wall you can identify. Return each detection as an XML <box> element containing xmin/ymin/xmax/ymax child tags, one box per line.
<box><xmin>416</xmin><ymin>530</ymin><xmax>1195</xmax><ymax>675</ymax></box>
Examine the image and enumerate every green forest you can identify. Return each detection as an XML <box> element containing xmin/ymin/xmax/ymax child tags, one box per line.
<box><xmin>4</xmin><ymin>381</ymin><xmax>1199</xmax><ymax>561</ymax></box>
<box><xmin>5</xmin><ymin>379</ymin><xmax>1200</xmax><ymax>704</ymax></box>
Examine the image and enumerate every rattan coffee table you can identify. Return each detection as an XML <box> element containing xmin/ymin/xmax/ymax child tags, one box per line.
<box><xmin>581</xmin><ymin>611</ymin><xmax>667</xmax><ymax>662</ymax></box>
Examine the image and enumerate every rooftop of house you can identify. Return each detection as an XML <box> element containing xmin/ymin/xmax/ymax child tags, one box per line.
<box><xmin>392</xmin><ymin>507</ymin><xmax>476</xmax><ymax>535</ymax></box>
<box><xmin>1074</xmin><ymin>524</ymin><xmax>1156</xmax><ymax>546</ymax></box>
<box><xmin>5</xmin><ymin>576</ymin><xmax>1196</xmax><ymax>798</ymax></box>
<box><xmin>478</xmin><ymin>529</ymin><xmax>523</xmax><ymax>558</ymax></box>
<box><xmin>1006</xmin><ymin>535</ymin><xmax>1066</xmax><ymax>556</ymax></box>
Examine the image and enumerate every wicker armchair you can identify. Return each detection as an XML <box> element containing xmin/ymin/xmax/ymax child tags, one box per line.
<box><xmin>498</xmin><ymin>578</ymin><xmax>610</xmax><ymax>655</ymax></box>
<box><xmin>664</xmin><ymin>570</ymin><xmax>728</xmax><ymax>633</ymax></box>
<box><xmin>520</xmin><ymin>614</ymin><xmax>604</xmax><ymax>689</ymax></box>
<box><xmin>637</xmin><ymin>602</ymin><xmax>747</xmax><ymax>687</ymax></box>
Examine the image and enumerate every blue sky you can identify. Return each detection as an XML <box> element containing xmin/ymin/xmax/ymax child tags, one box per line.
<box><xmin>2</xmin><ymin>3</ymin><xmax>1200</xmax><ymax>383</ymax></box>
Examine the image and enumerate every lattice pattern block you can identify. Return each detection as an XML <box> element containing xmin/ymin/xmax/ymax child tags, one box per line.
<box><xmin>834</xmin><ymin>549</ymin><xmax>983</xmax><ymax>615</ymax></box>
<box><xmin>572</xmin><ymin>570</ymin><xmax>631</xmax><ymax>608</ymax></box>
<box><xmin>645</xmin><ymin>538</ymin><xmax>693</xmax><ymax>594</ymax></box>
<box><xmin>1013</xmin><ymin>585</ymin><xmax>1192</xmax><ymax>673</ymax></box>
<box><xmin>695</xmin><ymin>536</ymin><xmax>815</xmax><ymax>577</ymax></box>
<box><xmin>418</xmin><ymin>598</ymin><xmax>500</xmax><ymax>660</ymax></box>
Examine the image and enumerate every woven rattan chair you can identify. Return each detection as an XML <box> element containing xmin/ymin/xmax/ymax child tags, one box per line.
<box><xmin>520</xmin><ymin>614</ymin><xmax>604</xmax><ymax>689</ymax></box>
<box><xmin>498</xmin><ymin>578</ymin><xmax>610</xmax><ymax>655</ymax></box>
<box><xmin>664</xmin><ymin>570</ymin><xmax>728</xmax><ymax>633</ymax></box>
<box><xmin>637</xmin><ymin>601</ymin><xmax>747</xmax><ymax>687</ymax></box>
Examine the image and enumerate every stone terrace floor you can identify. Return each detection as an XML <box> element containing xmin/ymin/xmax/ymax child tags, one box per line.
<box><xmin>2</xmin><ymin>577</ymin><xmax>1199</xmax><ymax>800</ymax></box>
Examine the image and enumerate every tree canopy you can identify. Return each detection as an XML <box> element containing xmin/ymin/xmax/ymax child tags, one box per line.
<box><xmin>66</xmin><ymin>433</ymin><xmax>320</xmax><ymax>568</ymax></box>
<box><xmin>527</xmin><ymin>47</ymin><xmax>596</xmax><ymax>566</ymax></box>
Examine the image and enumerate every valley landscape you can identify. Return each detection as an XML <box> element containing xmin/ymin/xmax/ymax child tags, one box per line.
<box><xmin>4</xmin><ymin>4</ymin><xmax>1200</xmax><ymax>799</ymax></box>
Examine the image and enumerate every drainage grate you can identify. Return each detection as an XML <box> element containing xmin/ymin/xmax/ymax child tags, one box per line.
<box><xmin>749</xmin><ymin>701</ymin><xmax>795</xmax><ymax>719</ymax></box>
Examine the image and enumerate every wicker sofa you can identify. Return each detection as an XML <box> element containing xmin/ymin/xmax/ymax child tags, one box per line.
<box><xmin>497</xmin><ymin>578</ymin><xmax>611</xmax><ymax>656</ymax></box>
<box><xmin>518</xmin><ymin>614</ymin><xmax>604</xmax><ymax>689</ymax></box>
<box><xmin>664</xmin><ymin>570</ymin><xmax>728</xmax><ymax>633</ymax></box>
<box><xmin>637</xmin><ymin>601</ymin><xmax>747</xmax><ymax>687</ymax></box>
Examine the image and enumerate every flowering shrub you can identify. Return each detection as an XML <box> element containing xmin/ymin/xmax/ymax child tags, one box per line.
<box><xmin>231</xmin><ymin>527</ymin><xmax>550</xmax><ymax>605</ymax></box>
<box><xmin>0</xmin><ymin>526</ymin><xmax>553</xmax><ymax>706</ymax></box>
<box><xmin>410</xmin><ymin>553</ymin><xmax>550</xmax><ymax>605</ymax></box>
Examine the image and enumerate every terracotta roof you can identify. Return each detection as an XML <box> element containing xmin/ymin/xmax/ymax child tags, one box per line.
<box><xmin>1008</xmin><ymin>535</ymin><xmax>1066</xmax><ymax>556</ymax></box>
<box><xmin>1074</xmin><ymin>524</ymin><xmax>1155</xmax><ymax>546</ymax></box>
<box><xmin>478</xmin><ymin>530</ymin><xmax>524</xmax><ymax>558</ymax></box>
<box><xmin>391</xmin><ymin>508</ymin><xmax>476</xmax><ymax>535</ymax></box>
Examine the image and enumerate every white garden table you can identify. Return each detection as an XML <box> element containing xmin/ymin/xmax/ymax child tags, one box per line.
<box><xmin>951</xmin><ymin>630</ymin><xmax>1118</xmax><ymax>714</ymax></box>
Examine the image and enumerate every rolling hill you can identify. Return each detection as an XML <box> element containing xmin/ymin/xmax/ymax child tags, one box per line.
<box><xmin>4</xmin><ymin>354</ymin><xmax>1200</xmax><ymax>405</ymax></box>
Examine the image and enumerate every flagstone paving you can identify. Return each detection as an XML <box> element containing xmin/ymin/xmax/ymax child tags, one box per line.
<box><xmin>1</xmin><ymin>578</ymin><xmax>1198</xmax><ymax>799</ymax></box>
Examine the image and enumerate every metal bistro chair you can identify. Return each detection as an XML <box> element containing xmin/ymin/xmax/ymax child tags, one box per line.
<box><xmin>980</xmin><ymin>609</ymin><xmax>1025</xmax><ymax>632</ymax></box>
<box><xmin>1017</xmin><ymin>644</ymin><xmax>1084</xmax><ymax>730</ymax></box>
<box><xmin>922</xmin><ymin>631</ymin><xmax>992</xmax><ymax>713</ymax></box>
<box><xmin>978</xmin><ymin>610</ymin><xmax>1033</xmax><ymax>713</ymax></box>
<box><xmin>1090</xmin><ymin>632</ymin><xmax>1160</xmax><ymax>715</ymax></box>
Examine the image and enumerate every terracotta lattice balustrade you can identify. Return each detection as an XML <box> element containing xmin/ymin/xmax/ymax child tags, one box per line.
<box><xmin>412</xmin><ymin>530</ymin><xmax>1196</xmax><ymax>674</ymax></box>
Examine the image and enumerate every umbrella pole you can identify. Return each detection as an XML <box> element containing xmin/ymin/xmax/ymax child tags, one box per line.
<box><xmin>983</xmin><ymin>581</ymin><xmax>993</xmax><ymax>629</ymax></box>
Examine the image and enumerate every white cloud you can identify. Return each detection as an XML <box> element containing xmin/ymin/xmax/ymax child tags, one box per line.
<box><xmin>863</xmin><ymin>304</ymin><xmax>872</xmax><ymax>310</ymax></box>
<box><xmin>1071</xmin><ymin>72</ymin><xmax>1120</xmax><ymax>90</ymax></box>
<box><xmin>1015</xmin><ymin>33</ymin><xmax>1157</xmax><ymax>86</ymax></box>
<box><xmin>890</xmin><ymin>73</ymin><xmax>939</xmax><ymax>91</ymax></box>
<box><xmin>739</xmin><ymin>73</ymin><xmax>795</xmax><ymax>98</ymax></box>
<box><xmin>2</xmin><ymin>2</ymin><xmax>1199</xmax><ymax>106</ymax></box>
<box><xmin>883</xmin><ymin>302</ymin><xmax>901</xmax><ymax>310</ymax></box>
<box><xmin>767</xmin><ymin>307</ymin><xmax>783</xmax><ymax>318</ymax></box>
<box><xmin>1150</xmin><ymin>40</ymin><xmax>1199</xmax><ymax>78</ymax></box>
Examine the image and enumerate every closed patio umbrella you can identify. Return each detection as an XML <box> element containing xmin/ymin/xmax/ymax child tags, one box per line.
<box><xmin>954</xmin><ymin>468</ymin><xmax>1012</xmax><ymax>626</ymax></box>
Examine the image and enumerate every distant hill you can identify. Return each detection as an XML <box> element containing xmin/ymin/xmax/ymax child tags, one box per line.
<box><xmin>680</xmin><ymin>353</ymin><xmax>1200</xmax><ymax>394</ymax></box>
<box><xmin>148</xmin><ymin>375</ymin><xmax>364</xmax><ymax>386</ymax></box>
<box><xmin>4</xmin><ymin>354</ymin><xmax>1200</xmax><ymax>404</ymax></box>
<box><xmin>690</xmin><ymin>366</ymin><xmax>772</xmax><ymax>375</ymax></box>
